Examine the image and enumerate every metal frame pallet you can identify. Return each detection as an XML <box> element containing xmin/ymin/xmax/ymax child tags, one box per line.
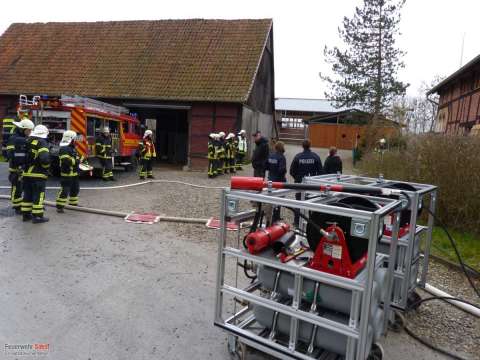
<box><xmin>304</xmin><ymin>174</ymin><xmax>437</xmax><ymax>310</ymax></box>
<box><xmin>214</xmin><ymin>187</ymin><xmax>403</xmax><ymax>360</ymax></box>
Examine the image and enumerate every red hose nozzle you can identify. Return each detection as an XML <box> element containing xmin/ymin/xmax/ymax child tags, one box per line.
<box><xmin>230</xmin><ymin>176</ymin><xmax>266</xmax><ymax>191</ymax></box>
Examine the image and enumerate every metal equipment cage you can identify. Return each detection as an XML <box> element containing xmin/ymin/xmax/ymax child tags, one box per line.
<box><xmin>214</xmin><ymin>187</ymin><xmax>404</xmax><ymax>360</ymax></box>
<box><xmin>303</xmin><ymin>174</ymin><xmax>437</xmax><ymax>311</ymax></box>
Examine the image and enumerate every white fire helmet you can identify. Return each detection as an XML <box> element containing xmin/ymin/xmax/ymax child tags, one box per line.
<box><xmin>31</xmin><ymin>124</ymin><xmax>49</xmax><ymax>139</ymax></box>
<box><xmin>218</xmin><ymin>131</ymin><xmax>226</xmax><ymax>138</ymax></box>
<box><xmin>60</xmin><ymin>130</ymin><xmax>77</xmax><ymax>146</ymax></box>
<box><xmin>226</xmin><ymin>133</ymin><xmax>235</xmax><ymax>140</ymax></box>
<box><xmin>209</xmin><ymin>133</ymin><xmax>216</xmax><ymax>139</ymax></box>
<box><xmin>144</xmin><ymin>129</ymin><xmax>153</xmax><ymax>139</ymax></box>
<box><xmin>103</xmin><ymin>127</ymin><xmax>110</xmax><ymax>134</ymax></box>
<box><xmin>12</xmin><ymin>119</ymin><xmax>35</xmax><ymax>130</ymax></box>
<box><xmin>238</xmin><ymin>129</ymin><xmax>246</xmax><ymax>135</ymax></box>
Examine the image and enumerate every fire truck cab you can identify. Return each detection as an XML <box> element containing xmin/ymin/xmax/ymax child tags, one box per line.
<box><xmin>18</xmin><ymin>95</ymin><xmax>142</xmax><ymax>176</ymax></box>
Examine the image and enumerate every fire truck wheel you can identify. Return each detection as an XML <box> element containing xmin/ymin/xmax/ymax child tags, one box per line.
<box><xmin>367</xmin><ymin>343</ymin><xmax>384</xmax><ymax>360</ymax></box>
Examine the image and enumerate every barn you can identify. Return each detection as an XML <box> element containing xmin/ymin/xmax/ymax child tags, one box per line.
<box><xmin>306</xmin><ymin>109</ymin><xmax>401</xmax><ymax>150</ymax></box>
<box><xmin>0</xmin><ymin>19</ymin><xmax>275</xmax><ymax>169</ymax></box>
<box><xmin>275</xmin><ymin>98</ymin><xmax>346</xmax><ymax>145</ymax></box>
<box><xmin>428</xmin><ymin>54</ymin><xmax>480</xmax><ymax>135</ymax></box>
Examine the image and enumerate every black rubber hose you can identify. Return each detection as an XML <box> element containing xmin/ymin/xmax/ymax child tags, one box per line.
<box><xmin>403</xmin><ymin>322</ymin><xmax>467</xmax><ymax>360</ymax></box>
<box><xmin>407</xmin><ymin>296</ymin><xmax>480</xmax><ymax>312</ymax></box>
<box><xmin>425</xmin><ymin>208</ymin><xmax>480</xmax><ymax>298</ymax></box>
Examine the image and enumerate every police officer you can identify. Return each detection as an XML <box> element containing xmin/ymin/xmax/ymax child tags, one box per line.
<box><xmin>207</xmin><ymin>133</ymin><xmax>216</xmax><ymax>178</ymax></box>
<box><xmin>236</xmin><ymin>130</ymin><xmax>247</xmax><ymax>171</ymax></box>
<box><xmin>266</xmin><ymin>141</ymin><xmax>287</xmax><ymax>221</ymax></box>
<box><xmin>323</xmin><ymin>146</ymin><xmax>343</xmax><ymax>174</ymax></box>
<box><xmin>56</xmin><ymin>130</ymin><xmax>81</xmax><ymax>213</ymax></box>
<box><xmin>289</xmin><ymin>140</ymin><xmax>323</xmax><ymax>225</ymax></box>
<box><xmin>225</xmin><ymin>133</ymin><xmax>237</xmax><ymax>174</ymax></box>
<box><xmin>5</xmin><ymin>119</ymin><xmax>34</xmax><ymax>214</ymax></box>
<box><xmin>138</xmin><ymin>129</ymin><xmax>156</xmax><ymax>180</ymax></box>
<box><xmin>266</xmin><ymin>141</ymin><xmax>287</xmax><ymax>182</ymax></box>
<box><xmin>95</xmin><ymin>127</ymin><xmax>115</xmax><ymax>181</ymax></box>
<box><xmin>22</xmin><ymin>124</ymin><xmax>50</xmax><ymax>223</ymax></box>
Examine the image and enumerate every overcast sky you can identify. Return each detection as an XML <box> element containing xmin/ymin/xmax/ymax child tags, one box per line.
<box><xmin>1</xmin><ymin>0</ymin><xmax>479</xmax><ymax>99</ymax></box>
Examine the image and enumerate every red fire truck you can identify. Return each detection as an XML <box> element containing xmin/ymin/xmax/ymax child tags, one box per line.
<box><xmin>18</xmin><ymin>95</ymin><xmax>142</xmax><ymax>175</ymax></box>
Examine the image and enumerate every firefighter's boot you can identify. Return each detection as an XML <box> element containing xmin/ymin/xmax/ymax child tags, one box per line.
<box><xmin>32</xmin><ymin>216</ymin><xmax>49</xmax><ymax>224</ymax></box>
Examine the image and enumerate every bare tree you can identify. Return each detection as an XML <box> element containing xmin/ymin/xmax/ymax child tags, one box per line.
<box><xmin>389</xmin><ymin>76</ymin><xmax>443</xmax><ymax>133</ymax></box>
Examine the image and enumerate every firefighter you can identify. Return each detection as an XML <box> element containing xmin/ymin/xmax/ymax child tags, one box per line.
<box><xmin>236</xmin><ymin>129</ymin><xmax>247</xmax><ymax>170</ymax></box>
<box><xmin>216</xmin><ymin>132</ymin><xmax>226</xmax><ymax>175</ymax></box>
<box><xmin>95</xmin><ymin>127</ymin><xmax>115</xmax><ymax>181</ymax></box>
<box><xmin>212</xmin><ymin>133</ymin><xmax>222</xmax><ymax>177</ymax></box>
<box><xmin>22</xmin><ymin>124</ymin><xmax>50</xmax><ymax>223</ymax></box>
<box><xmin>5</xmin><ymin>119</ymin><xmax>35</xmax><ymax>214</ymax></box>
<box><xmin>225</xmin><ymin>133</ymin><xmax>237</xmax><ymax>174</ymax></box>
<box><xmin>56</xmin><ymin>130</ymin><xmax>81</xmax><ymax>213</ymax></box>
<box><xmin>138</xmin><ymin>129</ymin><xmax>156</xmax><ymax>179</ymax></box>
<box><xmin>207</xmin><ymin>133</ymin><xmax>216</xmax><ymax>178</ymax></box>
<box><xmin>232</xmin><ymin>133</ymin><xmax>239</xmax><ymax>171</ymax></box>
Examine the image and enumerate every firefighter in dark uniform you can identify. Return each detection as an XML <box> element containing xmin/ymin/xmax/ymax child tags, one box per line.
<box><xmin>22</xmin><ymin>124</ymin><xmax>51</xmax><ymax>223</ymax></box>
<box><xmin>289</xmin><ymin>140</ymin><xmax>323</xmax><ymax>226</ymax></box>
<box><xmin>225</xmin><ymin>133</ymin><xmax>237</xmax><ymax>174</ymax></box>
<box><xmin>214</xmin><ymin>133</ymin><xmax>225</xmax><ymax>176</ymax></box>
<box><xmin>217</xmin><ymin>132</ymin><xmax>226</xmax><ymax>174</ymax></box>
<box><xmin>5</xmin><ymin>119</ymin><xmax>34</xmax><ymax>214</ymax></box>
<box><xmin>207</xmin><ymin>133</ymin><xmax>216</xmax><ymax>178</ymax></box>
<box><xmin>95</xmin><ymin>127</ymin><xmax>115</xmax><ymax>181</ymax></box>
<box><xmin>138</xmin><ymin>129</ymin><xmax>156</xmax><ymax>179</ymax></box>
<box><xmin>56</xmin><ymin>130</ymin><xmax>81</xmax><ymax>213</ymax></box>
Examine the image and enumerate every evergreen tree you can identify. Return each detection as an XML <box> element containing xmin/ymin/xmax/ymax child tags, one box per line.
<box><xmin>321</xmin><ymin>0</ymin><xmax>409</xmax><ymax>118</ymax></box>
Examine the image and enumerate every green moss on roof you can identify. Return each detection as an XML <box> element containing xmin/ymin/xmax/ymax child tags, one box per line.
<box><xmin>0</xmin><ymin>19</ymin><xmax>272</xmax><ymax>102</ymax></box>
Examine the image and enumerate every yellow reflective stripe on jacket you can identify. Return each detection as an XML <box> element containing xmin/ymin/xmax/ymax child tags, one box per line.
<box><xmin>59</xmin><ymin>154</ymin><xmax>75</xmax><ymax>161</ymax></box>
<box><xmin>59</xmin><ymin>154</ymin><xmax>78</xmax><ymax>177</ymax></box>
<box><xmin>22</xmin><ymin>172</ymin><xmax>48</xmax><ymax>179</ymax></box>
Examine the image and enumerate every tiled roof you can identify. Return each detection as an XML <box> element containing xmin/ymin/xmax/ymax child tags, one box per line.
<box><xmin>0</xmin><ymin>19</ymin><xmax>272</xmax><ymax>103</ymax></box>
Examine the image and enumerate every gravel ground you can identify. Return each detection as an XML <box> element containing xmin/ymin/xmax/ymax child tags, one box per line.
<box><xmin>404</xmin><ymin>259</ymin><xmax>480</xmax><ymax>360</ymax></box>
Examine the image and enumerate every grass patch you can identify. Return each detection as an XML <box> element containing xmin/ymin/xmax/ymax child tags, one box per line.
<box><xmin>429</xmin><ymin>227</ymin><xmax>480</xmax><ymax>270</ymax></box>
<box><xmin>0</xmin><ymin>154</ymin><xmax>5</xmax><ymax>162</ymax></box>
